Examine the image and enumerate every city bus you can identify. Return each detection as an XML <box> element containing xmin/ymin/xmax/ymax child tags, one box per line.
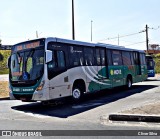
<box><xmin>145</xmin><ymin>55</ymin><xmax>155</xmax><ymax>77</ymax></box>
<box><xmin>8</xmin><ymin>37</ymin><xmax>147</xmax><ymax>102</ymax></box>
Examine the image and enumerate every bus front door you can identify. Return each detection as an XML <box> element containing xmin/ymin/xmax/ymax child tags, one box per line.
<box><xmin>47</xmin><ymin>42</ymin><xmax>70</xmax><ymax>99</ymax></box>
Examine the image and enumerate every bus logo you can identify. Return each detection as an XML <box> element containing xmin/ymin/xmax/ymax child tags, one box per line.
<box><xmin>110</xmin><ymin>69</ymin><xmax>122</xmax><ymax>75</ymax></box>
<box><xmin>110</xmin><ymin>70</ymin><xmax>114</xmax><ymax>75</ymax></box>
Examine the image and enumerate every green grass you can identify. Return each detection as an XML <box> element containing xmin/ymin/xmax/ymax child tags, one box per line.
<box><xmin>0</xmin><ymin>68</ymin><xmax>9</xmax><ymax>74</ymax></box>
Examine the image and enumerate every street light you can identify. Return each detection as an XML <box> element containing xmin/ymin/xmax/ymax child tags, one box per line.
<box><xmin>72</xmin><ymin>0</ymin><xmax>75</xmax><ymax>40</ymax></box>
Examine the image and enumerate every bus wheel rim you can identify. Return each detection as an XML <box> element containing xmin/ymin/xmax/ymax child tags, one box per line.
<box><xmin>128</xmin><ymin>80</ymin><xmax>132</xmax><ymax>88</ymax></box>
<box><xmin>73</xmin><ymin>89</ymin><xmax>81</xmax><ymax>99</ymax></box>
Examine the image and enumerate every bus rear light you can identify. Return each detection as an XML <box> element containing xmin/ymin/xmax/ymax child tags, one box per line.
<box><xmin>36</xmin><ymin>81</ymin><xmax>45</xmax><ymax>91</ymax></box>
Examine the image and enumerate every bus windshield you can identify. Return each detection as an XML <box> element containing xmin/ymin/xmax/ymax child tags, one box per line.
<box><xmin>10</xmin><ymin>48</ymin><xmax>44</xmax><ymax>81</ymax></box>
<box><xmin>147</xmin><ymin>60</ymin><xmax>154</xmax><ymax>70</ymax></box>
<box><xmin>146</xmin><ymin>56</ymin><xmax>154</xmax><ymax>70</ymax></box>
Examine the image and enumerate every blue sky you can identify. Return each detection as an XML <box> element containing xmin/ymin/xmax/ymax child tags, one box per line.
<box><xmin>0</xmin><ymin>0</ymin><xmax>160</xmax><ymax>50</ymax></box>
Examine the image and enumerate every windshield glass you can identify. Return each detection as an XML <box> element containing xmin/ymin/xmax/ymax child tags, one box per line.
<box><xmin>10</xmin><ymin>49</ymin><xmax>44</xmax><ymax>81</ymax></box>
<box><xmin>147</xmin><ymin>60</ymin><xmax>154</xmax><ymax>70</ymax></box>
<box><xmin>146</xmin><ymin>56</ymin><xmax>154</xmax><ymax>70</ymax></box>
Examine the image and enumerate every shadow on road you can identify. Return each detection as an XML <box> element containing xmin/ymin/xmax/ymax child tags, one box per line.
<box><xmin>11</xmin><ymin>84</ymin><xmax>157</xmax><ymax>118</ymax></box>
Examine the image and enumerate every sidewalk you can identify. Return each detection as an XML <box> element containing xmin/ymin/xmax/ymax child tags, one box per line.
<box><xmin>0</xmin><ymin>74</ymin><xmax>9</xmax><ymax>99</ymax></box>
<box><xmin>0</xmin><ymin>74</ymin><xmax>9</xmax><ymax>81</ymax></box>
<box><xmin>109</xmin><ymin>75</ymin><xmax>160</xmax><ymax>123</ymax></box>
<box><xmin>109</xmin><ymin>101</ymin><xmax>160</xmax><ymax>123</ymax></box>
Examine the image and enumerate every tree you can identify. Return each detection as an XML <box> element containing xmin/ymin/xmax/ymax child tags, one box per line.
<box><xmin>0</xmin><ymin>39</ymin><xmax>1</xmax><ymax>47</ymax></box>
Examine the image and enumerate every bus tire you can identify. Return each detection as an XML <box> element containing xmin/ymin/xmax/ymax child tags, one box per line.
<box><xmin>126</xmin><ymin>77</ymin><xmax>132</xmax><ymax>89</ymax></box>
<box><xmin>72</xmin><ymin>85</ymin><xmax>84</xmax><ymax>102</ymax></box>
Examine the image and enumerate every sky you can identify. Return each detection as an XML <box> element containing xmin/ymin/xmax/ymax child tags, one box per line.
<box><xmin>0</xmin><ymin>0</ymin><xmax>160</xmax><ymax>50</ymax></box>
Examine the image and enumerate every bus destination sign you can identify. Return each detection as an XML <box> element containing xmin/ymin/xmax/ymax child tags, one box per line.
<box><xmin>13</xmin><ymin>41</ymin><xmax>40</xmax><ymax>52</ymax></box>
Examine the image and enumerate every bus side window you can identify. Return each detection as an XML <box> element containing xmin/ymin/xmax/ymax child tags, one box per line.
<box><xmin>95</xmin><ymin>48</ymin><xmax>106</xmax><ymax>66</ymax></box>
<box><xmin>130</xmin><ymin>52</ymin><xmax>134</xmax><ymax>65</ymax></box>
<box><xmin>69</xmin><ymin>46</ymin><xmax>83</xmax><ymax>67</ymax></box>
<box><xmin>84</xmin><ymin>47</ymin><xmax>94</xmax><ymax>66</ymax></box>
<box><xmin>133</xmin><ymin>52</ymin><xmax>139</xmax><ymax>65</ymax></box>
<box><xmin>112</xmin><ymin>50</ymin><xmax>122</xmax><ymax>66</ymax></box>
<box><xmin>100</xmin><ymin>49</ymin><xmax>106</xmax><ymax>66</ymax></box>
<box><xmin>95</xmin><ymin>49</ymin><xmax>101</xmax><ymax>66</ymax></box>
<box><xmin>57</xmin><ymin>51</ymin><xmax>65</xmax><ymax>68</ymax></box>
<box><xmin>122</xmin><ymin>51</ymin><xmax>132</xmax><ymax>65</ymax></box>
<box><xmin>140</xmin><ymin>53</ymin><xmax>146</xmax><ymax>65</ymax></box>
<box><xmin>106</xmin><ymin>49</ymin><xmax>112</xmax><ymax>66</ymax></box>
<box><xmin>143</xmin><ymin>54</ymin><xmax>146</xmax><ymax>65</ymax></box>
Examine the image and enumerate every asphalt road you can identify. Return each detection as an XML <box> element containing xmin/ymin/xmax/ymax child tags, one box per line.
<box><xmin>0</xmin><ymin>78</ymin><xmax>160</xmax><ymax>138</ymax></box>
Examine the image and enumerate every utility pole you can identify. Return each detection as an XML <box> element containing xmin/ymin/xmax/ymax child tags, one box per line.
<box><xmin>146</xmin><ymin>24</ymin><xmax>149</xmax><ymax>54</ymax></box>
<box><xmin>72</xmin><ymin>0</ymin><xmax>75</xmax><ymax>40</ymax></box>
<box><xmin>36</xmin><ymin>31</ymin><xmax>38</xmax><ymax>38</ymax></box>
<box><xmin>118</xmin><ymin>34</ymin><xmax>119</xmax><ymax>46</ymax></box>
<box><xmin>91</xmin><ymin>20</ymin><xmax>93</xmax><ymax>42</ymax></box>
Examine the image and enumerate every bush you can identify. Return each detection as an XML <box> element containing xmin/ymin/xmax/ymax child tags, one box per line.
<box><xmin>0</xmin><ymin>53</ymin><xmax>4</xmax><ymax>61</ymax></box>
<box><xmin>153</xmin><ymin>54</ymin><xmax>160</xmax><ymax>73</ymax></box>
<box><xmin>0</xmin><ymin>50</ymin><xmax>11</xmax><ymax>74</ymax></box>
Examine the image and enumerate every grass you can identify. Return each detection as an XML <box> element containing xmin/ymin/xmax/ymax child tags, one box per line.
<box><xmin>0</xmin><ymin>68</ymin><xmax>9</xmax><ymax>74</ymax></box>
<box><xmin>0</xmin><ymin>81</ymin><xmax>9</xmax><ymax>98</ymax></box>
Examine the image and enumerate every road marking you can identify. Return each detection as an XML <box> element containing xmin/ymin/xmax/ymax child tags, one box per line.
<box><xmin>72</xmin><ymin>103</ymin><xmax>104</xmax><ymax>109</ymax></box>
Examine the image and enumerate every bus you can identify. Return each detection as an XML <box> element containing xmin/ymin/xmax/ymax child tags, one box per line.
<box><xmin>8</xmin><ymin>37</ymin><xmax>147</xmax><ymax>102</ymax></box>
<box><xmin>145</xmin><ymin>55</ymin><xmax>155</xmax><ymax>77</ymax></box>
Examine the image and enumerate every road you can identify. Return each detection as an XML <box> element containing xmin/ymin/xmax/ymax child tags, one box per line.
<box><xmin>0</xmin><ymin>78</ymin><xmax>160</xmax><ymax>138</ymax></box>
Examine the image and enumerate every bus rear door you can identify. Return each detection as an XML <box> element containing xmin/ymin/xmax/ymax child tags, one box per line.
<box><xmin>110</xmin><ymin>50</ymin><xmax>124</xmax><ymax>87</ymax></box>
<box><xmin>133</xmin><ymin>52</ymin><xmax>142</xmax><ymax>82</ymax></box>
<box><xmin>95</xmin><ymin>48</ymin><xmax>109</xmax><ymax>90</ymax></box>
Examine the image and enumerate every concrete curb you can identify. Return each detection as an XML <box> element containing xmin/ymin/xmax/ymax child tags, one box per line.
<box><xmin>109</xmin><ymin>114</ymin><xmax>160</xmax><ymax>123</ymax></box>
<box><xmin>0</xmin><ymin>97</ymin><xmax>10</xmax><ymax>100</ymax></box>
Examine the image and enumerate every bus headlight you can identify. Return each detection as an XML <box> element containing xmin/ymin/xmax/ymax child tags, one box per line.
<box><xmin>36</xmin><ymin>81</ymin><xmax>45</xmax><ymax>91</ymax></box>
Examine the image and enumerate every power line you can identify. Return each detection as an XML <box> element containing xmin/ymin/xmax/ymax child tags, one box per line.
<box><xmin>97</xmin><ymin>25</ymin><xmax>160</xmax><ymax>43</ymax></box>
<box><xmin>148</xmin><ymin>26</ymin><xmax>160</xmax><ymax>30</ymax></box>
<box><xmin>125</xmin><ymin>41</ymin><xmax>146</xmax><ymax>46</ymax></box>
<box><xmin>98</xmin><ymin>30</ymin><xmax>145</xmax><ymax>42</ymax></box>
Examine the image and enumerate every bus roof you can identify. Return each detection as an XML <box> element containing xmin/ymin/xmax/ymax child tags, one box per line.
<box><xmin>46</xmin><ymin>37</ymin><xmax>145</xmax><ymax>53</ymax></box>
<box><xmin>13</xmin><ymin>37</ymin><xmax>145</xmax><ymax>53</ymax></box>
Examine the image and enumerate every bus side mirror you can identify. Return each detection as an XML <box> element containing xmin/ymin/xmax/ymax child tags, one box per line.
<box><xmin>7</xmin><ymin>56</ymin><xmax>11</xmax><ymax>68</ymax></box>
<box><xmin>46</xmin><ymin>50</ymin><xmax>52</xmax><ymax>63</ymax></box>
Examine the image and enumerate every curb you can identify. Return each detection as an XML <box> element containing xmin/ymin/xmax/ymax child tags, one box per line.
<box><xmin>0</xmin><ymin>97</ymin><xmax>10</xmax><ymax>100</ymax></box>
<box><xmin>109</xmin><ymin>114</ymin><xmax>160</xmax><ymax>123</ymax></box>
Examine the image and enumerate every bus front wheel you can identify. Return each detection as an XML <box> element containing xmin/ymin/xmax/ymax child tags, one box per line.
<box><xmin>72</xmin><ymin>85</ymin><xmax>83</xmax><ymax>102</ymax></box>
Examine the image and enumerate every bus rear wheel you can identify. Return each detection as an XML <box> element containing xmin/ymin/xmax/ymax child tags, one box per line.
<box><xmin>126</xmin><ymin>77</ymin><xmax>132</xmax><ymax>89</ymax></box>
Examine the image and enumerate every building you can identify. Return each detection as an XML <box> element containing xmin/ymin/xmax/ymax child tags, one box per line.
<box><xmin>0</xmin><ymin>45</ymin><xmax>12</xmax><ymax>50</ymax></box>
<box><xmin>145</xmin><ymin>44</ymin><xmax>160</xmax><ymax>55</ymax></box>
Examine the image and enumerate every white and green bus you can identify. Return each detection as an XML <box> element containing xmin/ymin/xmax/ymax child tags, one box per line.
<box><xmin>8</xmin><ymin>37</ymin><xmax>147</xmax><ymax>102</ymax></box>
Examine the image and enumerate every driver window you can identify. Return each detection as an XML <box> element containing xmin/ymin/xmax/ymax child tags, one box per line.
<box><xmin>48</xmin><ymin>51</ymin><xmax>56</xmax><ymax>69</ymax></box>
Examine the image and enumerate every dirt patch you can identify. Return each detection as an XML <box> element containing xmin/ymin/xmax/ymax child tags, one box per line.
<box><xmin>121</xmin><ymin>102</ymin><xmax>160</xmax><ymax>116</ymax></box>
<box><xmin>155</xmin><ymin>74</ymin><xmax>160</xmax><ymax>79</ymax></box>
<box><xmin>0</xmin><ymin>81</ymin><xmax>9</xmax><ymax>98</ymax></box>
